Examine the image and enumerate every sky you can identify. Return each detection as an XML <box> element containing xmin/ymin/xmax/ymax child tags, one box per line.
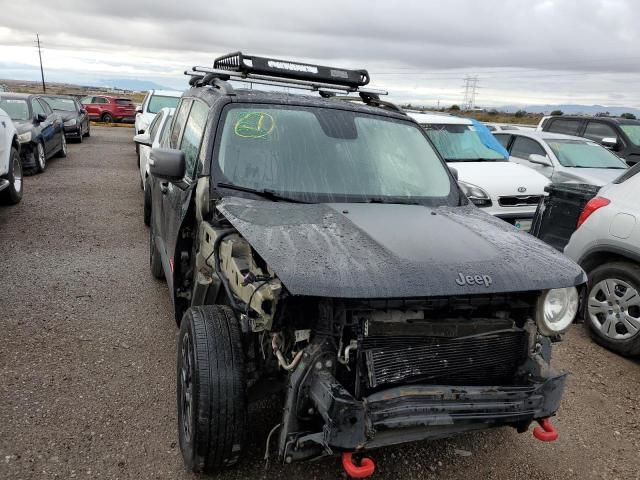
<box><xmin>2</xmin><ymin>0</ymin><xmax>640</xmax><ymax>108</ymax></box>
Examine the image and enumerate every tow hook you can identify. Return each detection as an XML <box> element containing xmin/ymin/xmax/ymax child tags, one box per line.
<box><xmin>342</xmin><ymin>452</ymin><xmax>375</xmax><ymax>478</ymax></box>
<box><xmin>533</xmin><ymin>417</ymin><xmax>559</xmax><ymax>442</ymax></box>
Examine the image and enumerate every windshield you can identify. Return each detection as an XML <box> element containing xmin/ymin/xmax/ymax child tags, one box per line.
<box><xmin>215</xmin><ymin>105</ymin><xmax>458</xmax><ymax>205</ymax></box>
<box><xmin>422</xmin><ymin>124</ymin><xmax>506</xmax><ymax>162</ymax></box>
<box><xmin>547</xmin><ymin>139</ymin><xmax>627</xmax><ymax>169</ymax></box>
<box><xmin>148</xmin><ymin>95</ymin><xmax>180</xmax><ymax>114</ymax></box>
<box><xmin>619</xmin><ymin>124</ymin><xmax>640</xmax><ymax>146</ymax></box>
<box><xmin>41</xmin><ymin>97</ymin><xmax>77</xmax><ymax>112</ymax></box>
<box><xmin>0</xmin><ymin>98</ymin><xmax>29</xmax><ymax>121</ymax></box>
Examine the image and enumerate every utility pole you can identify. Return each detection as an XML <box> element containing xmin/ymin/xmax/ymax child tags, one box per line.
<box><xmin>35</xmin><ymin>34</ymin><xmax>46</xmax><ymax>93</ymax></box>
<box><xmin>462</xmin><ymin>75</ymin><xmax>479</xmax><ymax>110</ymax></box>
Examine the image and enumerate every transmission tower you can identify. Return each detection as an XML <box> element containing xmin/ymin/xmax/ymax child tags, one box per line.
<box><xmin>462</xmin><ymin>75</ymin><xmax>479</xmax><ymax>110</ymax></box>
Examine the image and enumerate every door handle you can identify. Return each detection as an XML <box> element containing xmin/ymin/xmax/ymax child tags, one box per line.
<box><xmin>160</xmin><ymin>182</ymin><xmax>169</xmax><ymax>194</ymax></box>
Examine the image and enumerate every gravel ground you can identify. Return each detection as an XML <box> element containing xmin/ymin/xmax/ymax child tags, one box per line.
<box><xmin>1</xmin><ymin>126</ymin><xmax>639</xmax><ymax>480</ymax></box>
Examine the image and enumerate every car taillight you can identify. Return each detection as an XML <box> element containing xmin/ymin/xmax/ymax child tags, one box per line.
<box><xmin>577</xmin><ymin>196</ymin><xmax>610</xmax><ymax>229</ymax></box>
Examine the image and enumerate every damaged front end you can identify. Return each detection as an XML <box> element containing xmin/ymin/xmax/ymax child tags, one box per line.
<box><xmin>273</xmin><ymin>295</ymin><xmax>566</xmax><ymax>462</ymax></box>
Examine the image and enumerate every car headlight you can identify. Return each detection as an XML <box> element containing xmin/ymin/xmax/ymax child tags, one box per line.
<box><xmin>536</xmin><ymin>287</ymin><xmax>579</xmax><ymax>335</ymax></box>
<box><xmin>64</xmin><ymin>118</ymin><xmax>77</xmax><ymax>126</ymax></box>
<box><xmin>458</xmin><ymin>181</ymin><xmax>492</xmax><ymax>207</ymax></box>
<box><xmin>17</xmin><ymin>131</ymin><xmax>32</xmax><ymax>143</ymax></box>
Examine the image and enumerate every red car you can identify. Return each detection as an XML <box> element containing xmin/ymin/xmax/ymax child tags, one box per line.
<box><xmin>80</xmin><ymin>95</ymin><xmax>136</xmax><ymax>123</ymax></box>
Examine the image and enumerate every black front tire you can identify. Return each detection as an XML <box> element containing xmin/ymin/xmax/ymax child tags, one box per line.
<box><xmin>143</xmin><ymin>177</ymin><xmax>152</xmax><ymax>226</ymax></box>
<box><xmin>584</xmin><ymin>262</ymin><xmax>640</xmax><ymax>357</ymax></box>
<box><xmin>85</xmin><ymin>123</ymin><xmax>91</xmax><ymax>137</ymax></box>
<box><xmin>0</xmin><ymin>147</ymin><xmax>23</xmax><ymax>205</ymax></box>
<box><xmin>177</xmin><ymin>306</ymin><xmax>247</xmax><ymax>473</ymax></box>
<box><xmin>101</xmin><ymin>113</ymin><xmax>113</xmax><ymax>123</ymax></box>
<box><xmin>56</xmin><ymin>133</ymin><xmax>67</xmax><ymax>158</ymax></box>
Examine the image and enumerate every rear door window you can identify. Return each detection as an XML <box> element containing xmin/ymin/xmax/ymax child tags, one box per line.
<box><xmin>494</xmin><ymin>133</ymin><xmax>512</xmax><ymax>148</ymax></box>
<box><xmin>511</xmin><ymin>136</ymin><xmax>546</xmax><ymax>160</ymax></box>
<box><xmin>584</xmin><ymin>121</ymin><xmax>618</xmax><ymax>143</ymax></box>
<box><xmin>546</xmin><ymin>118</ymin><xmax>581</xmax><ymax>135</ymax></box>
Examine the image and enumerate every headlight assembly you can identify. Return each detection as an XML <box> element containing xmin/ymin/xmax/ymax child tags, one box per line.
<box><xmin>17</xmin><ymin>131</ymin><xmax>32</xmax><ymax>143</ymax></box>
<box><xmin>458</xmin><ymin>181</ymin><xmax>492</xmax><ymax>207</ymax></box>
<box><xmin>536</xmin><ymin>287</ymin><xmax>579</xmax><ymax>335</ymax></box>
<box><xmin>64</xmin><ymin>118</ymin><xmax>77</xmax><ymax>126</ymax></box>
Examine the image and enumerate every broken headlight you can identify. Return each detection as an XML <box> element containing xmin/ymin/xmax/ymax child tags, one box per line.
<box><xmin>458</xmin><ymin>181</ymin><xmax>491</xmax><ymax>207</ymax></box>
<box><xmin>536</xmin><ymin>287</ymin><xmax>579</xmax><ymax>336</ymax></box>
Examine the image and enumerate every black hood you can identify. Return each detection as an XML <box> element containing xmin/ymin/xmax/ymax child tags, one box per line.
<box><xmin>217</xmin><ymin>197</ymin><xmax>586</xmax><ymax>298</ymax></box>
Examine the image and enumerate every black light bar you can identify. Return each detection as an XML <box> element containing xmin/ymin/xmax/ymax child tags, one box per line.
<box><xmin>214</xmin><ymin>51</ymin><xmax>370</xmax><ymax>89</ymax></box>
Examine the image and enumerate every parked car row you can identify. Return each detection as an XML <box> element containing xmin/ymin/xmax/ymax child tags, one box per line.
<box><xmin>130</xmin><ymin>52</ymin><xmax>593</xmax><ymax>478</ymax></box>
<box><xmin>0</xmin><ymin>92</ymin><xmax>91</xmax><ymax>205</ymax></box>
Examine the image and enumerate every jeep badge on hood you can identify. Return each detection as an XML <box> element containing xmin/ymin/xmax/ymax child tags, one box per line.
<box><xmin>456</xmin><ymin>272</ymin><xmax>493</xmax><ymax>287</ymax></box>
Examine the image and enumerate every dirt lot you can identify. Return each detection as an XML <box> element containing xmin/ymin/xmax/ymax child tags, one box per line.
<box><xmin>1</xmin><ymin>126</ymin><xmax>639</xmax><ymax>480</ymax></box>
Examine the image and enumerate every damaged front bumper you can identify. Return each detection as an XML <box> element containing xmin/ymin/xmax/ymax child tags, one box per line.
<box><xmin>281</xmin><ymin>356</ymin><xmax>566</xmax><ymax>461</ymax></box>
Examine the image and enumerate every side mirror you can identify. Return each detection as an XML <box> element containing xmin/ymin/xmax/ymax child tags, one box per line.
<box><xmin>449</xmin><ymin>166</ymin><xmax>459</xmax><ymax>180</ymax></box>
<box><xmin>35</xmin><ymin>113</ymin><xmax>47</xmax><ymax>123</ymax></box>
<box><xmin>79</xmin><ymin>108</ymin><xmax>87</xmax><ymax>115</ymax></box>
<box><xmin>133</xmin><ymin>133</ymin><xmax>152</xmax><ymax>147</ymax></box>
<box><xmin>601</xmin><ymin>137</ymin><xmax>618</xmax><ymax>149</ymax></box>
<box><xmin>529</xmin><ymin>154</ymin><xmax>552</xmax><ymax>166</ymax></box>
<box><xmin>149</xmin><ymin>148</ymin><xmax>185</xmax><ymax>182</ymax></box>
<box><xmin>136</xmin><ymin>108</ymin><xmax>143</xmax><ymax>114</ymax></box>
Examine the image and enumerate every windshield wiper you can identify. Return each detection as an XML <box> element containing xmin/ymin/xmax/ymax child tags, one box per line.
<box><xmin>216</xmin><ymin>182</ymin><xmax>309</xmax><ymax>203</ymax></box>
<box><xmin>366</xmin><ymin>197</ymin><xmax>421</xmax><ymax>205</ymax></box>
<box><xmin>445</xmin><ymin>158</ymin><xmax>501</xmax><ymax>162</ymax></box>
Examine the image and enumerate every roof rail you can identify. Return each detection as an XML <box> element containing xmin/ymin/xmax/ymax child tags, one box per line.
<box><xmin>185</xmin><ymin>51</ymin><xmax>387</xmax><ymax>96</ymax></box>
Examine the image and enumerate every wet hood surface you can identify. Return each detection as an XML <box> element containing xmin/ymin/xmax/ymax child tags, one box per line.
<box><xmin>218</xmin><ymin>197</ymin><xmax>586</xmax><ymax>298</ymax></box>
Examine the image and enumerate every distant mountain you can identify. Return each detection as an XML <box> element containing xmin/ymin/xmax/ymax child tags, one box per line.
<box><xmin>97</xmin><ymin>78</ymin><xmax>174</xmax><ymax>91</ymax></box>
<box><xmin>499</xmin><ymin>104</ymin><xmax>640</xmax><ymax>117</ymax></box>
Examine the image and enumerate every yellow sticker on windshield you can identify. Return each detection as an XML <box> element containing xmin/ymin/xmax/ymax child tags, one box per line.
<box><xmin>234</xmin><ymin>112</ymin><xmax>275</xmax><ymax>138</ymax></box>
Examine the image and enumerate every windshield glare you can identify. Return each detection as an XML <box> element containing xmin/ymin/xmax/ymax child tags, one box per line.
<box><xmin>422</xmin><ymin>124</ymin><xmax>505</xmax><ymax>162</ymax></box>
<box><xmin>42</xmin><ymin>97</ymin><xmax>77</xmax><ymax>112</ymax></box>
<box><xmin>619</xmin><ymin>124</ymin><xmax>640</xmax><ymax>146</ymax></box>
<box><xmin>0</xmin><ymin>98</ymin><xmax>29</xmax><ymax>121</ymax></box>
<box><xmin>547</xmin><ymin>140</ymin><xmax>627</xmax><ymax>169</ymax></box>
<box><xmin>148</xmin><ymin>95</ymin><xmax>180</xmax><ymax>114</ymax></box>
<box><xmin>216</xmin><ymin>105</ymin><xmax>457</xmax><ymax>204</ymax></box>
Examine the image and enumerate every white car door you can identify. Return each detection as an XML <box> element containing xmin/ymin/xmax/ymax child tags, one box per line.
<box><xmin>139</xmin><ymin>111</ymin><xmax>165</xmax><ymax>186</ymax></box>
<box><xmin>509</xmin><ymin>136</ymin><xmax>554</xmax><ymax>180</ymax></box>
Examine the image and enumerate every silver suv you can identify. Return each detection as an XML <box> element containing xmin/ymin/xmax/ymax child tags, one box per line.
<box><xmin>564</xmin><ymin>164</ymin><xmax>640</xmax><ymax>356</ymax></box>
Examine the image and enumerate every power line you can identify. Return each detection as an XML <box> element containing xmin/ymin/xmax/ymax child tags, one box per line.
<box><xmin>35</xmin><ymin>33</ymin><xmax>46</xmax><ymax>93</ymax></box>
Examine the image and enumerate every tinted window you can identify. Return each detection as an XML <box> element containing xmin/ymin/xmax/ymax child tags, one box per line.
<box><xmin>115</xmin><ymin>98</ymin><xmax>133</xmax><ymax>105</ymax></box>
<box><xmin>0</xmin><ymin>98</ymin><xmax>29</xmax><ymax>120</ymax></box>
<box><xmin>93</xmin><ymin>97</ymin><xmax>108</xmax><ymax>104</ymax></box>
<box><xmin>511</xmin><ymin>136</ymin><xmax>546</xmax><ymax>160</ymax></box>
<box><xmin>584</xmin><ymin>121</ymin><xmax>617</xmax><ymax>143</ymax></box>
<box><xmin>148</xmin><ymin>111</ymin><xmax>163</xmax><ymax>141</ymax></box>
<box><xmin>147</xmin><ymin>95</ymin><xmax>180</xmax><ymax>114</ymax></box>
<box><xmin>546</xmin><ymin>118</ymin><xmax>581</xmax><ymax>135</ymax></box>
<box><xmin>216</xmin><ymin>105</ymin><xmax>456</xmax><ymax>205</ymax></box>
<box><xmin>494</xmin><ymin>134</ymin><xmax>511</xmax><ymax>148</ymax></box>
<box><xmin>31</xmin><ymin>99</ymin><xmax>45</xmax><ymax>117</ymax></box>
<box><xmin>170</xmin><ymin>99</ymin><xmax>192</xmax><ymax>149</ymax></box>
<box><xmin>179</xmin><ymin>101</ymin><xmax>209</xmax><ymax>178</ymax></box>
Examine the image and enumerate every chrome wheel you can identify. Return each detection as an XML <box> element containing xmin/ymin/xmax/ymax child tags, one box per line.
<box><xmin>37</xmin><ymin>143</ymin><xmax>46</xmax><ymax>170</ymax></box>
<box><xmin>61</xmin><ymin>134</ymin><xmax>67</xmax><ymax>155</ymax></box>
<box><xmin>588</xmin><ymin>278</ymin><xmax>640</xmax><ymax>340</ymax></box>
<box><xmin>13</xmin><ymin>152</ymin><xmax>22</xmax><ymax>194</ymax></box>
<box><xmin>180</xmin><ymin>332</ymin><xmax>194</xmax><ymax>442</ymax></box>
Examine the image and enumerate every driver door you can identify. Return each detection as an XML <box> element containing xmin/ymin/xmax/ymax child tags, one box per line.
<box><xmin>31</xmin><ymin>99</ymin><xmax>54</xmax><ymax>155</ymax></box>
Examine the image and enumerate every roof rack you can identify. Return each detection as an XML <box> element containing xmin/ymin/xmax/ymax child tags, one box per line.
<box><xmin>185</xmin><ymin>51</ymin><xmax>387</xmax><ymax>96</ymax></box>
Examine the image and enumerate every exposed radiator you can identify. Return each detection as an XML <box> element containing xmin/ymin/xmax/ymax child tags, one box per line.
<box><xmin>363</xmin><ymin>330</ymin><xmax>528</xmax><ymax>388</ymax></box>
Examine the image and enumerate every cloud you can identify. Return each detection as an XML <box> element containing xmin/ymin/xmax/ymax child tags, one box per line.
<box><xmin>2</xmin><ymin>0</ymin><xmax>640</xmax><ymax>106</ymax></box>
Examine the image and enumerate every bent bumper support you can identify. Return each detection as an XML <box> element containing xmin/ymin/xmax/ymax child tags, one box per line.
<box><xmin>283</xmin><ymin>366</ymin><xmax>566</xmax><ymax>459</ymax></box>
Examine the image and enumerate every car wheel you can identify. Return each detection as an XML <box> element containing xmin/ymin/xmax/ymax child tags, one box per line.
<box><xmin>35</xmin><ymin>141</ymin><xmax>46</xmax><ymax>173</ymax></box>
<box><xmin>585</xmin><ymin>261</ymin><xmax>640</xmax><ymax>356</ymax></box>
<box><xmin>85</xmin><ymin>123</ymin><xmax>91</xmax><ymax>137</ymax></box>
<box><xmin>56</xmin><ymin>133</ymin><xmax>67</xmax><ymax>158</ymax></box>
<box><xmin>177</xmin><ymin>305</ymin><xmax>247</xmax><ymax>473</ymax></box>
<box><xmin>0</xmin><ymin>146</ymin><xmax>23</xmax><ymax>205</ymax></box>
<box><xmin>76</xmin><ymin>129</ymin><xmax>83</xmax><ymax>143</ymax></box>
<box><xmin>149</xmin><ymin>218</ymin><xmax>164</xmax><ymax>279</ymax></box>
<box><xmin>101</xmin><ymin>113</ymin><xmax>113</xmax><ymax>123</ymax></box>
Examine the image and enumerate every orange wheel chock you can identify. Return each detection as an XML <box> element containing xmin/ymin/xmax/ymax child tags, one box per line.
<box><xmin>533</xmin><ymin>417</ymin><xmax>559</xmax><ymax>442</ymax></box>
<box><xmin>342</xmin><ymin>452</ymin><xmax>376</xmax><ymax>478</ymax></box>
